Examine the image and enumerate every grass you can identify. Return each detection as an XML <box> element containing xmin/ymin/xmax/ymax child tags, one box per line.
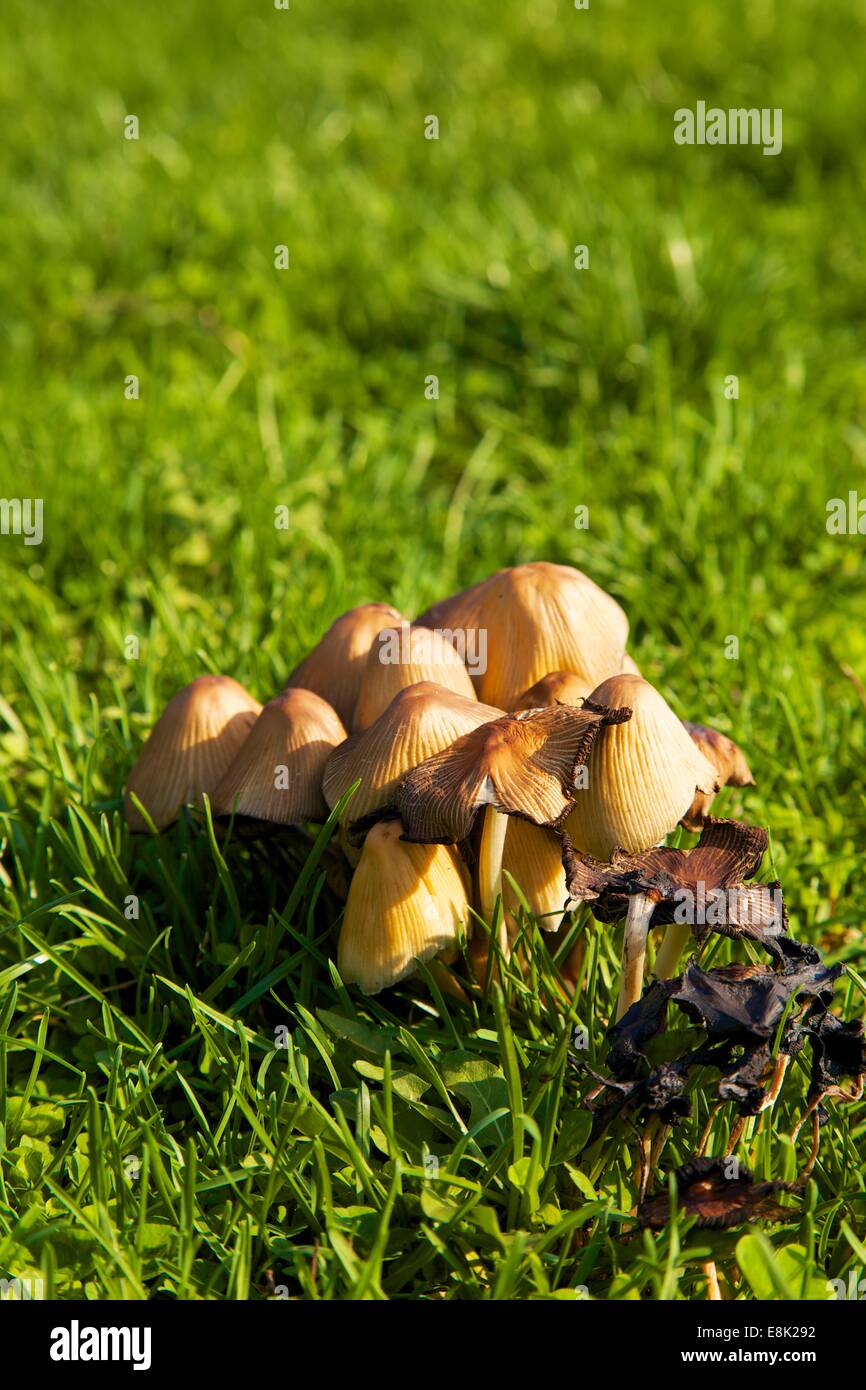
<box><xmin>1</xmin><ymin>0</ymin><xmax>865</xmax><ymax>1300</ymax></box>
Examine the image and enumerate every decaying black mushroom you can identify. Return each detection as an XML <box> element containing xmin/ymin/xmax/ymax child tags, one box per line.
<box><xmin>669</xmin><ymin>955</ymin><xmax>841</xmax><ymax>1040</ymax></box>
<box><xmin>563</xmin><ymin>817</ymin><xmax>786</xmax><ymax>1018</ymax></box>
<box><xmin>805</xmin><ymin>1012</ymin><xmax>866</xmax><ymax>1102</ymax></box>
<box><xmin>580</xmin><ymin>1052</ymin><xmax>714</xmax><ymax>1139</ymax></box>
<box><xmin>638</xmin><ymin>1157</ymin><xmax>800</xmax><ymax>1230</ymax></box>
<box><xmin>585</xmin><ymin>943</ymin><xmax>849</xmax><ymax>1143</ymax></box>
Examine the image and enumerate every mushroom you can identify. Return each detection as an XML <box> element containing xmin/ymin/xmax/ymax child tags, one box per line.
<box><xmin>391</xmin><ymin>701</ymin><xmax>628</xmax><ymax>954</ymax></box>
<box><xmin>513</xmin><ymin>670</ymin><xmax>591</xmax><ymax>711</ymax></box>
<box><xmin>337</xmin><ymin>818</ymin><xmax>471</xmax><ymax>993</ymax></box>
<box><xmin>620</xmin><ymin>652</ymin><xmax>642</xmax><ymax>677</ymax></box>
<box><xmin>353</xmin><ymin>623</ymin><xmax>476</xmax><ymax>732</ymax></box>
<box><xmin>416</xmin><ymin>562</ymin><xmax>628</xmax><ymax>710</ymax></box>
<box><xmin>322</xmin><ymin>681</ymin><xmax>502</xmax><ymax>840</ymax></box>
<box><xmin>605</xmin><ymin>940</ymin><xmax>847</xmax><ymax>1172</ymax></box>
<box><xmin>585</xmin><ymin>935</ymin><xmax>840</xmax><ymax>1191</ymax></box>
<box><xmin>665</xmin><ymin>951</ymin><xmax>838</xmax><ymax>1042</ymax></box>
<box><xmin>212</xmin><ymin>688</ymin><xmax>346</xmax><ymax>827</ymax></box>
<box><xmin>681</xmin><ymin>721</ymin><xmax>755</xmax><ymax>831</ymax></box>
<box><xmin>469</xmin><ymin>816</ymin><xmax>572</xmax><ymax>984</ymax></box>
<box><xmin>125</xmin><ymin>675</ymin><xmax>262</xmax><ymax>832</ymax></box>
<box><xmin>285</xmin><ymin>602</ymin><xmax>404</xmax><ymax>727</ymax></box>
<box><xmin>560</xmin><ymin>673</ymin><xmax>717</xmax><ymax>1012</ymax></box>
<box><xmin>563</xmin><ymin>817</ymin><xmax>786</xmax><ymax>1019</ymax></box>
<box><xmin>638</xmin><ymin>1157</ymin><xmax>799</xmax><ymax>1230</ymax></box>
<box><xmin>500</xmin><ymin>817</ymin><xmax>569</xmax><ymax>937</ymax></box>
<box><xmin>565</xmin><ymin>674</ymin><xmax>718</xmax><ymax>861</ymax></box>
<box><xmin>510</xmin><ymin>670</ymin><xmax>600</xmax><ymax>984</ymax></box>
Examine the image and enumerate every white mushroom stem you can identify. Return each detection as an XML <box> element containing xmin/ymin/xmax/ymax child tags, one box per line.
<box><xmin>703</xmin><ymin>1261</ymin><xmax>722</xmax><ymax>1301</ymax></box>
<box><xmin>616</xmin><ymin>892</ymin><xmax>655</xmax><ymax>1021</ymax></box>
<box><xmin>757</xmin><ymin>1052</ymin><xmax>791</xmax><ymax>1113</ymax></box>
<box><xmin>653</xmin><ymin>921</ymin><xmax>691</xmax><ymax>979</ymax></box>
<box><xmin>478</xmin><ymin>807</ymin><xmax>510</xmax><ymax>958</ymax></box>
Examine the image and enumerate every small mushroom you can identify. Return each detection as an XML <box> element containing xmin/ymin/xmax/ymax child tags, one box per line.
<box><xmin>353</xmin><ymin>623</ymin><xmax>476</xmax><ymax>732</ymax></box>
<box><xmin>393</xmin><ymin>701</ymin><xmax>628</xmax><ymax>953</ymax></box>
<box><xmin>416</xmin><ymin>562</ymin><xmax>628</xmax><ymax>710</ymax></box>
<box><xmin>500</xmin><ymin>817</ymin><xmax>569</xmax><ymax>936</ymax></box>
<box><xmin>125</xmin><ymin>675</ymin><xmax>262</xmax><ymax>832</ymax></box>
<box><xmin>638</xmin><ymin>1157</ymin><xmax>799</xmax><ymax>1230</ymax></box>
<box><xmin>212</xmin><ymin>688</ymin><xmax>346</xmax><ymax>827</ymax></box>
<box><xmin>337</xmin><ymin>819</ymin><xmax>471</xmax><ymax>994</ymax></box>
<box><xmin>323</xmin><ymin>681</ymin><xmax>502</xmax><ymax>840</ymax></box>
<box><xmin>563</xmin><ymin>817</ymin><xmax>786</xmax><ymax>1019</ymax></box>
<box><xmin>565</xmin><ymin>674</ymin><xmax>718</xmax><ymax>861</ymax></box>
<box><xmin>681</xmin><ymin>720</ymin><xmax>755</xmax><ymax>830</ymax></box>
<box><xmin>285</xmin><ymin>602</ymin><xmax>404</xmax><ymax>727</ymax></box>
<box><xmin>513</xmin><ymin>670</ymin><xmax>591</xmax><ymax>711</ymax></box>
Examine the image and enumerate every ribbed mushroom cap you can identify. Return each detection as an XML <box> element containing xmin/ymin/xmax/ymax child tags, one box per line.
<box><xmin>681</xmin><ymin>721</ymin><xmax>756</xmax><ymax>831</ymax></box>
<box><xmin>513</xmin><ymin>671</ymin><xmax>592</xmax><ymax>711</ymax></box>
<box><xmin>125</xmin><ymin>675</ymin><xmax>262</xmax><ymax>832</ymax></box>
<box><xmin>285</xmin><ymin>602</ymin><xmax>404</xmax><ymax>727</ymax></box>
<box><xmin>563</xmin><ymin>818</ymin><xmax>783</xmax><ymax>940</ymax></box>
<box><xmin>353</xmin><ymin>623</ymin><xmax>476</xmax><ymax>732</ymax></box>
<box><xmin>323</xmin><ymin>681</ymin><xmax>502</xmax><ymax>838</ymax></box>
<box><xmin>502</xmin><ymin>818</ymin><xmax>568</xmax><ymax>934</ymax></box>
<box><xmin>337</xmin><ymin>819</ymin><xmax>470</xmax><ymax>994</ymax></box>
<box><xmin>393</xmin><ymin>702</ymin><xmax>630</xmax><ymax>844</ymax></box>
<box><xmin>212</xmin><ymin>688</ymin><xmax>346</xmax><ymax>825</ymax></box>
<box><xmin>416</xmin><ymin>562</ymin><xmax>628</xmax><ymax>709</ymax></box>
<box><xmin>565</xmin><ymin>674</ymin><xmax>717</xmax><ymax>860</ymax></box>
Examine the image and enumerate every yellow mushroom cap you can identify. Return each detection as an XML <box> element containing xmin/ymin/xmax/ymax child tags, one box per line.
<box><xmin>125</xmin><ymin>675</ymin><xmax>262</xmax><ymax>832</ymax></box>
<box><xmin>565</xmin><ymin>674</ymin><xmax>718</xmax><ymax>860</ymax></box>
<box><xmin>513</xmin><ymin>670</ymin><xmax>592</xmax><ymax>711</ymax></box>
<box><xmin>416</xmin><ymin>562</ymin><xmax>628</xmax><ymax>710</ymax></box>
<box><xmin>212</xmin><ymin>688</ymin><xmax>346</xmax><ymax>825</ymax></box>
<box><xmin>501</xmin><ymin>818</ymin><xmax>568</xmax><ymax>934</ymax></box>
<box><xmin>353</xmin><ymin>623</ymin><xmax>476</xmax><ymax>732</ymax></box>
<box><xmin>323</xmin><ymin>681</ymin><xmax>502</xmax><ymax>837</ymax></box>
<box><xmin>337</xmin><ymin>819</ymin><xmax>470</xmax><ymax>994</ymax></box>
<box><xmin>285</xmin><ymin>602</ymin><xmax>404</xmax><ymax>727</ymax></box>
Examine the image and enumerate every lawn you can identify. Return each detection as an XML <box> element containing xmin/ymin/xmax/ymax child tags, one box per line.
<box><xmin>1</xmin><ymin>0</ymin><xmax>865</xmax><ymax>1300</ymax></box>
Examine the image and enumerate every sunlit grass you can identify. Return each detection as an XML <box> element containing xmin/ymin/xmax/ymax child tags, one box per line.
<box><xmin>0</xmin><ymin>0</ymin><xmax>865</xmax><ymax>1299</ymax></box>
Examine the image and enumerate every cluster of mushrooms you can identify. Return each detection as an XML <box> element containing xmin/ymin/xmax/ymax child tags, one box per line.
<box><xmin>125</xmin><ymin>561</ymin><xmax>864</xmax><ymax>1179</ymax></box>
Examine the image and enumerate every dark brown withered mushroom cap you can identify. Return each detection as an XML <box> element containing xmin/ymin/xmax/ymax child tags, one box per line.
<box><xmin>805</xmin><ymin>1013</ymin><xmax>866</xmax><ymax>1102</ymax></box>
<box><xmin>392</xmin><ymin>702</ymin><xmax>631</xmax><ymax>844</ymax></box>
<box><xmin>563</xmin><ymin>817</ymin><xmax>785</xmax><ymax>942</ymax></box>
<box><xmin>638</xmin><ymin>1157</ymin><xmax>800</xmax><ymax>1230</ymax></box>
